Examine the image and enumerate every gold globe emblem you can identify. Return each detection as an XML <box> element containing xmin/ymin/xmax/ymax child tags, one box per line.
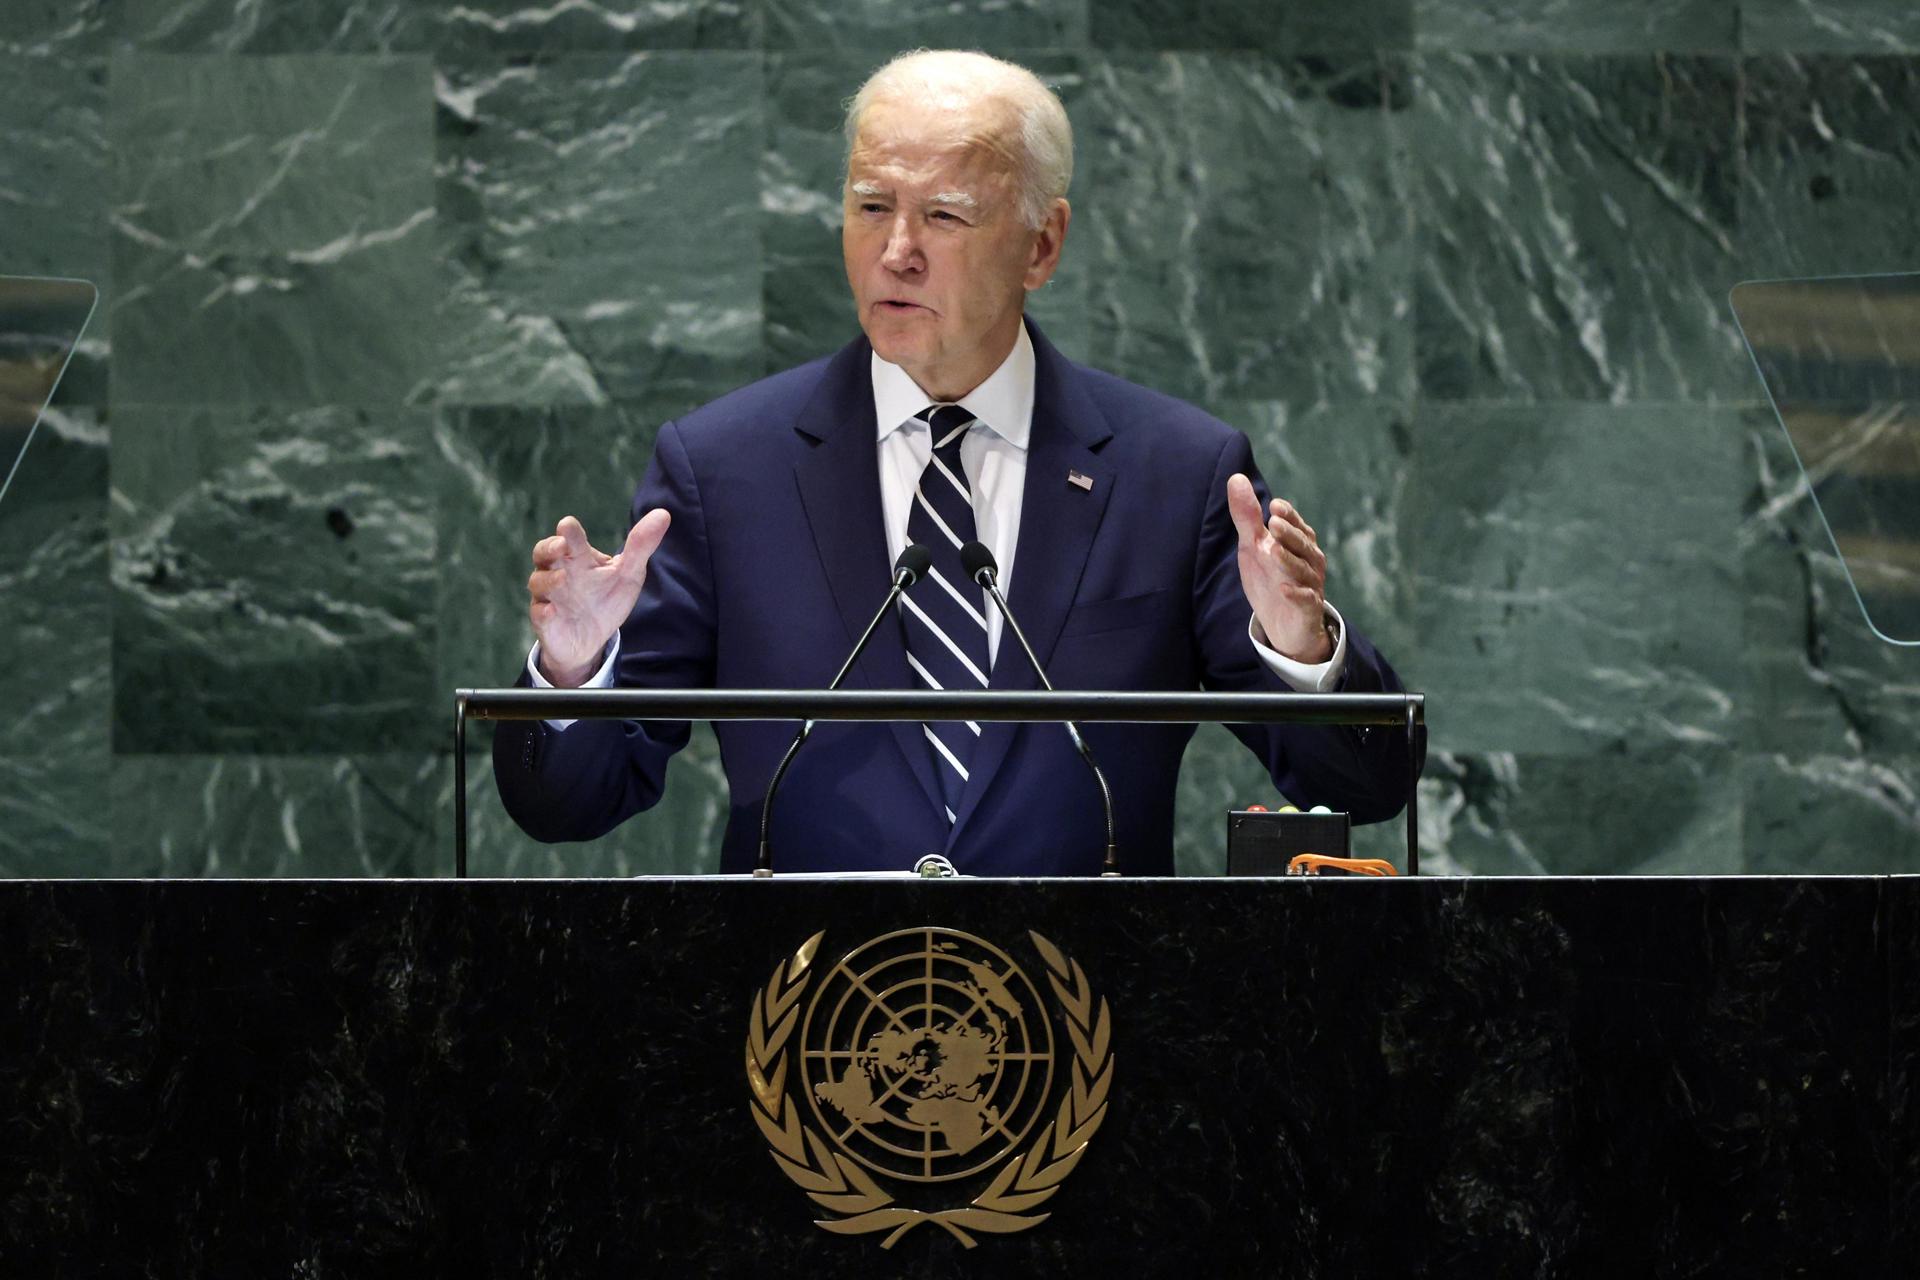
<box><xmin>800</xmin><ymin>929</ymin><xmax>1054</xmax><ymax>1183</ymax></box>
<box><xmin>747</xmin><ymin>928</ymin><xmax>1114</xmax><ymax>1249</ymax></box>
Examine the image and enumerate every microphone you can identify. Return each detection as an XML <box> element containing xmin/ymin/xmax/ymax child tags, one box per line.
<box><xmin>960</xmin><ymin>541</ymin><xmax>1121</xmax><ymax>878</ymax></box>
<box><xmin>755</xmin><ymin>544</ymin><xmax>931</xmax><ymax>876</ymax></box>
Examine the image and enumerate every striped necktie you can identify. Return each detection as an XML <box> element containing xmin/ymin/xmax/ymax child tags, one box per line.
<box><xmin>901</xmin><ymin>404</ymin><xmax>991</xmax><ymax>825</ymax></box>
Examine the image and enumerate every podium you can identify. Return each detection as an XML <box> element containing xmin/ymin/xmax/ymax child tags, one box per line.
<box><xmin>1</xmin><ymin>874</ymin><xmax>1907</xmax><ymax>1274</ymax></box>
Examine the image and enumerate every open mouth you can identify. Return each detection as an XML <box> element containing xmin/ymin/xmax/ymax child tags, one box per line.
<box><xmin>878</xmin><ymin>300</ymin><xmax>926</xmax><ymax>313</ymax></box>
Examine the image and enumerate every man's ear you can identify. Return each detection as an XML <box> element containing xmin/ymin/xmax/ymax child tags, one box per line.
<box><xmin>1024</xmin><ymin>198</ymin><xmax>1071</xmax><ymax>291</ymax></box>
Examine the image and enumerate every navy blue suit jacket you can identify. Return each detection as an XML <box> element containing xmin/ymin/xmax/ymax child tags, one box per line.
<box><xmin>493</xmin><ymin>321</ymin><xmax>1418</xmax><ymax>874</ymax></box>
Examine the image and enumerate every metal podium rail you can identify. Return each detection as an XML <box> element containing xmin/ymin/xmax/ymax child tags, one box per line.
<box><xmin>453</xmin><ymin>688</ymin><xmax>1425</xmax><ymax>879</ymax></box>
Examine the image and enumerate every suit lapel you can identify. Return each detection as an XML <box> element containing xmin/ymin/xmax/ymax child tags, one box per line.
<box><xmin>791</xmin><ymin>337</ymin><xmax>945</xmax><ymax>816</ymax></box>
<box><xmin>948</xmin><ymin>322</ymin><xmax>1116</xmax><ymax>846</ymax></box>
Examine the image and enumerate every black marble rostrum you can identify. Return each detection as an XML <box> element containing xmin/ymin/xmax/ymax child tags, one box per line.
<box><xmin>1</xmin><ymin>876</ymin><xmax>1909</xmax><ymax>1277</ymax></box>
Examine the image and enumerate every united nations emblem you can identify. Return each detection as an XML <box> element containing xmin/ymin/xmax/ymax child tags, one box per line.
<box><xmin>745</xmin><ymin>928</ymin><xmax>1114</xmax><ymax>1248</ymax></box>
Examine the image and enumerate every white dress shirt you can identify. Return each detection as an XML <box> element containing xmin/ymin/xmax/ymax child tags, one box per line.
<box><xmin>871</xmin><ymin>323</ymin><xmax>1035</xmax><ymax>665</ymax></box>
<box><xmin>531</xmin><ymin>324</ymin><xmax>1348</xmax><ymax>722</ymax></box>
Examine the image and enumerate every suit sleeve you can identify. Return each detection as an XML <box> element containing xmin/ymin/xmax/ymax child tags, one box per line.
<box><xmin>491</xmin><ymin>419</ymin><xmax>718</xmax><ymax>843</ymax></box>
<box><xmin>1191</xmin><ymin>431</ymin><xmax>1424</xmax><ymax>824</ymax></box>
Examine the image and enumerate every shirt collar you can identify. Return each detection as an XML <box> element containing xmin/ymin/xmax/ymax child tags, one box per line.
<box><xmin>871</xmin><ymin>321</ymin><xmax>1034</xmax><ymax>451</ymax></box>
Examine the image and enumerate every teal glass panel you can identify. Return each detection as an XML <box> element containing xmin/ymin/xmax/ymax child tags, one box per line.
<box><xmin>0</xmin><ymin>276</ymin><xmax>96</xmax><ymax>513</ymax></box>
<box><xmin>1733</xmin><ymin>274</ymin><xmax>1920</xmax><ymax>645</ymax></box>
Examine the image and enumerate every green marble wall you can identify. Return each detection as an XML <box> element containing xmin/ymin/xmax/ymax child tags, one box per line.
<box><xmin>3</xmin><ymin>0</ymin><xmax>1917</xmax><ymax>878</ymax></box>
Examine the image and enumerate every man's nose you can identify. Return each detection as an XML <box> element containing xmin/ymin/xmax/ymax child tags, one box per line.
<box><xmin>880</xmin><ymin>215</ymin><xmax>921</xmax><ymax>273</ymax></box>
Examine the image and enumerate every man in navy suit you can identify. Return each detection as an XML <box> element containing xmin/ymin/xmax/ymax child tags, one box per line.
<box><xmin>493</xmin><ymin>50</ymin><xmax>1418</xmax><ymax>874</ymax></box>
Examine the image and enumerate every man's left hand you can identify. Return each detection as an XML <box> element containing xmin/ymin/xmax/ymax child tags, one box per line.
<box><xmin>1227</xmin><ymin>473</ymin><xmax>1332</xmax><ymax>664</ymax></box>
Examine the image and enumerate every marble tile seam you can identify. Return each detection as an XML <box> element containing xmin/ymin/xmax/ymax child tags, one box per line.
<box><xmin>13</xmin><ymin>49</ymin><xmax>1914</xmax><ymax>67</ymax></box>
<box><xmin>14</xmin><ymin>29</ymin><xmax>1920</xmax><ymax>61</ymax></box>
<box><xmin>97</xmin><ymin>749</ymin><xmax>444</xmax><ymax>757</ymax></box>
<box><xmin>1396</xmin><ymin>398</ymin><xmax>1768</xmax><ymax>410</ymax></box>
<box><xmin>75</xmin><ymin>397</ymin><xmax>1771</xmax><ymax>414</ymax></box>
<box><xmin>44</xmin><ymin>50</ymin><xmax>1874</xmax><ymax>107</ymax></box>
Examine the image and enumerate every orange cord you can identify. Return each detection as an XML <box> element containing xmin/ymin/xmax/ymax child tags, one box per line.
<box><xmin>1286</xmin><ymin>853</ymin><xmax>1398</xmax><ymax>877</ymax></box>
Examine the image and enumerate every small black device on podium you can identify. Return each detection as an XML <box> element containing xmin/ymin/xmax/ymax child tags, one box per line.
<box><xmin>1226</xmin><ymin>806</ymin><xmax>1354</xmax><ymax>877</ymax></box>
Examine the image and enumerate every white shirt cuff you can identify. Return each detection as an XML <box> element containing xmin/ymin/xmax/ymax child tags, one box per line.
<box><xmin>1249</xmin><ymin>602</ymin><xmax>1348</xmax><ymax>693</ymax></box>
<box><xmin>527</xmin><ymin>635</ymin><xmax>621</xmax><ymax>730</ymax></box>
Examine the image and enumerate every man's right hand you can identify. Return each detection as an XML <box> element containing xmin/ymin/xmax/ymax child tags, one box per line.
<box><xmin>528</xmin><ymin>510</ymin><xmax>672</xmax><ymax>687</ymax></box>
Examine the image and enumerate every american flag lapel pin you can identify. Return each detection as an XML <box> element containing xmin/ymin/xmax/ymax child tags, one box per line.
<box><xmin>1067</xmin><ymin>469</ymin><xmax>1094</xmax><ymax>492</ymax></box>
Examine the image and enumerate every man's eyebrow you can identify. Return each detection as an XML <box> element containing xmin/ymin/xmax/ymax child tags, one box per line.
<box><xmin>850</xmin><ymin>179</ymin><xmax>887</xmax><ymax>198</ymax></box>
<box><xmin>927</xmin><ymin>190</ymin><xmax>979</xmax><ymax>209</ymax></box>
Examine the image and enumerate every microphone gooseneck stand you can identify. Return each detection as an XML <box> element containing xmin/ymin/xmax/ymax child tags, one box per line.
<box><xmin>960</xmin><ymin>541</ymin><xmax>1121</xmax><ymax>878</ymax></box>
<box><xmin>755</xmin><ymin>545</ymin><xmax>932</xmax><ymax>877</ymax></box>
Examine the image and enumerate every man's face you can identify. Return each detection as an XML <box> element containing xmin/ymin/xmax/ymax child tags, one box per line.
<box><xmin>842</xmin><ymin>94</ymin><xmax>1067</xmax><ymax>402</ymax></box>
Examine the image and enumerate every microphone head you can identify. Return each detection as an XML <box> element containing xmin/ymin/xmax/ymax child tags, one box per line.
<box><xmin>960</xmin><ymin>540</ymin><xmax>997</xmax><ymax>586</ymax></box>
<box><xmin>895</xmin><ymin>543</ymin><xmax>933</xmax><ymax>586</ymax></box>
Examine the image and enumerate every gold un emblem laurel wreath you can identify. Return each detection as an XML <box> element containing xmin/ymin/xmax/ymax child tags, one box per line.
<box><xmin>746</xmin><ymin>928</ymin><xmax>1114</xmax><ymax>1249</ymax></box>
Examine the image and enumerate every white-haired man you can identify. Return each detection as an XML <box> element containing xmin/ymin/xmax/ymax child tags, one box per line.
<box><xmin>495</xmin><ymin>51</ymin><xmax>1418</xmax><ymax>874</ymax></box>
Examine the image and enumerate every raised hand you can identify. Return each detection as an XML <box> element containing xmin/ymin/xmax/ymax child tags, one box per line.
<box><xmin>527</xmin><ymin>509</ymin><xmax>671</xmax><ymax>687</ymax></box>
<box><xmin>1226</xmin><ymin>473</ymin><xmax>1331</xmax><ymax>664</ymax></box>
